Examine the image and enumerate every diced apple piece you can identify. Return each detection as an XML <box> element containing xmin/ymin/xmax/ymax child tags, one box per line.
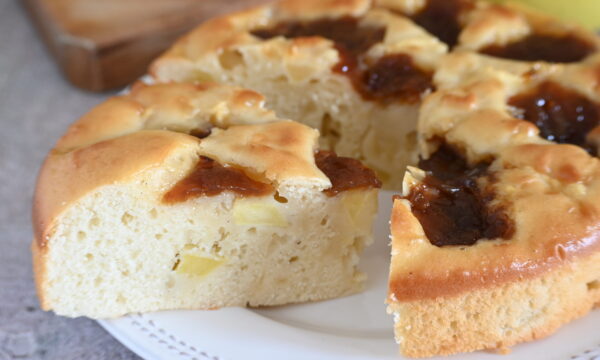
<box><xmin>233</xmin><ymin>198</ymin><xmax>288</xmax><ymax>227</ymax></box>
<box><xmin>342</xmin><ymin>189</ymin><xmax>378</xmax><ymax>228</ymax></box>
<box><xmin>176</xmin><ymin>254</ymin><xmax>225</xmax><ymax>277</ymax></box>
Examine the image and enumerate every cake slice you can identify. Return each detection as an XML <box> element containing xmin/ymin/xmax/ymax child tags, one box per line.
<box><xmin>33</xmin><ymin>82</ymin><xmax>381</xmax><ymax>318</ymax></box>
<box><xmin>387</xmin><ymin>50</ymin><xmax>600</xmax><ymax>357</ymax></box>
<box><xmin>150</xmin><ymin>0</ymin><xmax>447</xmax><ymax>188</ymax></box>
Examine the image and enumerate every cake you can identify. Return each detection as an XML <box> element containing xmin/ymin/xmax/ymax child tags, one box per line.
<box><xmin>150</xmin><ymin>0</ymin><xmax>447</xmax><ymax>188</ymax></box>
<box><xmin>32</xmin><ymin>82</ymin><xmax>381</xmax><ymax>318</ymax></box>
<box><xmin>33</xmin><ymin>0</ymin><xmax>600</xmax><ymax>356</ymax></box>
<box><xmin>387</xmin><ymin>50</ymin><xmax>600</xmax><ymax>356</ymax></box>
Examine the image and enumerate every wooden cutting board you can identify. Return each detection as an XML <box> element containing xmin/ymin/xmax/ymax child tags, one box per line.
<box><xmin>23</xmin><ymin>0</ymin><xmax>270</xmax><ymax>91</ymax></box>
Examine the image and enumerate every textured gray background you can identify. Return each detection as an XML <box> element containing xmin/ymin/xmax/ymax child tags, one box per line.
<box><xmin>0</xmin><ymin>0</ymin><xmax>140</xmax><ymax>358</ymax></box>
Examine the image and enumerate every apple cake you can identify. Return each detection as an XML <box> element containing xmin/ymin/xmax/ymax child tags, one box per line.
<box><xmin>33</xmin><ymin>82</ymin><xmax>381</xmax><ymax>318</ymax></box>
<box><xmin>32</xmin><ymin>0</ymin><xmax>600</xmax><ymax>356</ymax></box>
<box><xmin>388</xmin><ymin>50</ymin><xmax>600</xmax><ymax>357</ymax></box>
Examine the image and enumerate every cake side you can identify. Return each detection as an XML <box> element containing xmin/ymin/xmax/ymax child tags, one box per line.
<box><xmin>387</xmin><ymin>245</ymin><xmax>600</xmax><ymax>357</ymax></box>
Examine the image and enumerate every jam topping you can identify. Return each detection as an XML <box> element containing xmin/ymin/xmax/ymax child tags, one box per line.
<box><xmin>251</xmin><ymin>17</ymin><xmax>433</xmax><ymax>104</ymax></box>
<box><xmin>410</xmin><ymin>0</ymin><xmax>473</xmax><ymax>48</ymax></box>
<box><xmin>344</xmin><ymin>53</ymin><xmax>433</xmax><ymax>104</ymax></box>
<box><xmin>509</xmin><ymin>81</ymin><xmax>600</xmax><ymax>154</ymax></box>
<box><xmin>481</xmin><ymin>34</ymin><xmax>596</xmax><ymax>63</ymax></box>
<box><xmin>315</xmin><ymin>150</ymin><xmax>382</xmax><ymax>196</ymax></box>
<box><xmin>251</xmin><ymin>17</ymin><xmax>385</xmax><ymax>56</ymax></box>
<box><xmin>403</xmin><ymin>144</ymin><xmax>514</xmax><ymax>247</ymax></box>
<box><xmin>163</xmin><ymin>156</ymin><xmax>272</xmax><ymax>203</ymax></box>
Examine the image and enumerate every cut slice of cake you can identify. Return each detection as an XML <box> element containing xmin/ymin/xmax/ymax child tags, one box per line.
<box><xmin>387</xmin><ymin>50</ymin><xmax>600</xmax><ymax>357</ymax></box>
<box><xmin>33</xmin><ymin>82</ymin><xmax>381</xmax><ymax>318</ymax></box>
<box><xmin>150</xmin><ymin>0</ymin><xmax>447</xmax><ymax>188</ymax></box>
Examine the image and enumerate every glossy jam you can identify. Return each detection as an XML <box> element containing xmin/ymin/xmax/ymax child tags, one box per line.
<box><xmin>315</xmin><ymin>150</ymin><xmax>382</xmax><ymax>196</ymax></box>
<box><xmin>163</xmin><ymin>157</ymin><xmax>272</xmax><ymax>203</ymax></box>
<box><xmin>403</xmin><ymin>145</ymin><xmax>514</xmax><ymax>247</ymax></box>
<box><xmin>410</xmin><ymin>0</ymin><xmax>473</xmax><ymax>47</ymax></box>
<box><xmin>251</xmin><ymin>17</ymin><xmax>433</xmax><ymax>103</ymax></box>
<box><xmin>509</xmin><ymin>81</ymin><xmax>600</xmax><ymax>154</ymax></box>
<box><xmin>251</xmin><ymin>17</ymin><xmax>385</xmax><ymax>56</ymax></box>
<box><xmin>481</xmin><ymin>34</ymin><xmax>595</xmax><ymax>63</ymax></box>
<box><xmin>340</xmin><ymin>53</ymin><xmax>433</xmax><ymax>104</ymax></box>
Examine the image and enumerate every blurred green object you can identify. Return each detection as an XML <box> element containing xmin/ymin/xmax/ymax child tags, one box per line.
<box><xmin>488</xmin><ymin>0</ymin><xmax>600</xmax><ymax>30</ymax></box>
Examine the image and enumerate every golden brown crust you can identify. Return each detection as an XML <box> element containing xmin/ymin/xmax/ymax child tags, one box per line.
<box><xmin>56</xmin><ymin>82</ymin><xmax>278</xmax><ymax>152</ymax></box>
<box><xmin>389</xmin><ymin>250</ymin><xmax>600</xmax><ymax>357</ymax></box>
<box><xmin>31</xmin><ymin>239</ymin><xmax>48</xmax><ymax>310</ymax></box>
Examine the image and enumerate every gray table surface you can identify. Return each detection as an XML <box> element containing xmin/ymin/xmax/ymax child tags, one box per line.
<box><xmin>0</xmin><ymin>0</ymin><xmax>140</xmax><ymax>358</ymax></box>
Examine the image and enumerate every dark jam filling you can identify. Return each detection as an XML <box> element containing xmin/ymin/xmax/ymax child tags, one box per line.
<box><xmin>481</xmin><ymin>34</ymin><xmax>596</xmax><ymax>63</ymax></box>
<box><xmin>162</xmin><ymin>156</ymin><xmax>273</xmax><ymax>203</ymax></box>
<box><xmin>410</xmin><ymin>0</ymin><xmax>474</xmax><ymax>48</ymax></box>
<box><xmin>251</xmin><ymin>17</ymin><xmax>385</xmax><ymax>56</ymax></box>
<box><xmin>403</xmin><ymin>144</ymin><xmax>514</xmax><ymax>247</ymax></box>
<box><xmin>509</xmin><ymin>81</ymin><xmax>600</xmax><ymax>154</ymax></box>
<box><xmin>315</xmin><ymin>150</ymin><xmax>382</xmax><ymax>196</ymax></box>
<box><xmin>341</xmin><ymin>53</ymin><xmax>433</xmax><ymax>104</ymax></box>
<box><xmin>251</xmin><ymin>17</ymin><xmax>433</xmax><ymax>104</ymax></box>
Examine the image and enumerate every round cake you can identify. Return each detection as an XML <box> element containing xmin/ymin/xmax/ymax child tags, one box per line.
<box><xmin>33</xmin><ymin>0</ymin><xmax>600</xmax><ymax>357</ymax></box>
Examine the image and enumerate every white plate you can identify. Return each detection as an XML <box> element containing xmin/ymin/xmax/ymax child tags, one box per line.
<box><xmin>99</xmin><ymin>190</ymin><xmax>600</xmax><ymax>360</ymax></box>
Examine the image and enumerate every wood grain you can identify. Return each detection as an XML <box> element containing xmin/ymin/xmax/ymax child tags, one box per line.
<box><xmin>23</xmin><ymin>0</ymin><xmax>270</xmax><ymax>91</ymax></box>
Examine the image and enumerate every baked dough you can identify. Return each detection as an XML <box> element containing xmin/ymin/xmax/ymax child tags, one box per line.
<box><xmin>150</xmin><ymin>0</ymin><xmax>447</xmax><ymax>188</ymax></box>
<box><xmin>33</xmin><ymin>82</ymin><xmax>380</xmax><ymax>318</ymax></box>
<box><xmin>33</xmin><ymin>0</ymin><xmax>600</xmax><ymax>355</ymax></box>
<box><xmin>388</xmin><ymin>51</ymin><xmax>600</xmax><ymax>357</ymax></box>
